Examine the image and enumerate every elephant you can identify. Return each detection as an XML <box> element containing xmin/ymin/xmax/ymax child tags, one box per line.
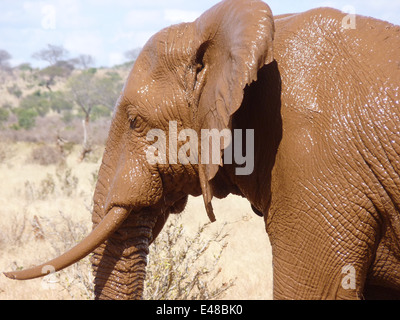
<box><xmin>4</xmin><ymin>0</ymin><xmax>400</xmax><ymax>300</ymax></box>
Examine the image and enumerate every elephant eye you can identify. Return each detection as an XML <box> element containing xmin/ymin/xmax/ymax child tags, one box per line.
<box><xmin>195</xmin><ymin>62</ymin><xmax>204</xmax><ymax>74</ymax></box>
<box><xmin>130</xmin><ymin>117</ymin><xmax>137</xmax><ymax>130</ymax></box>
<box><xmin>195</xmin><ymin>41</ymin><xmax>208</xmax><ymax>72</ymax></box>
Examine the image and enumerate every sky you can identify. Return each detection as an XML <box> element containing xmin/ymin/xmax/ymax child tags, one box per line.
<box><xmin>1</xmin><ymin>0</ymin><xmax>400</xmax><ymax>68</ymax></box>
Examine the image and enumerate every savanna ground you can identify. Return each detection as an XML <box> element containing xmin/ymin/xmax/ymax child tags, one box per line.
<box><xmin>0</xmin><ymin>60</ymin><xmax>273</xmax><ymax>300</ymax></box>
<box><xmin>0</xmin><ymin>142</ymin><xmax>273</xmax><ymax>300</ymax></box>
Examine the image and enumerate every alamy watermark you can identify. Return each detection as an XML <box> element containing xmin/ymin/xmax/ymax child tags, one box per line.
<box><xmin>41</xmin><ymin>265</ymin><xmax>57</xmax><ymax>290</ymax></box>
<box><xmin>41</xmin><ymin>5</ymin><xmax>56</xmax><ymax>30</ymax></box>
<box><xmin>145</xmin><ymin>121</ymin><xmax>255</xmax><ymax>176</ymax></box>
<box><xmin>341</xmin><ymin>264</ymin><xmax>356</xmax><ymax>290</ymax></box>
<box><xmin>342</xmin><ymin>5</ymin><xmax>356</xmax><ymax>30</ymax></box>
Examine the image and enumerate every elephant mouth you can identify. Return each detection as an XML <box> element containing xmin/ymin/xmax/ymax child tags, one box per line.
<box><xmin>168</xmin><ymin>195</ymin><xmax>189</xmax><ymax>214</ymax></box>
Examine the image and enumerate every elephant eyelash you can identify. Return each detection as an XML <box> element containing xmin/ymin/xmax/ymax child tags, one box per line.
<box><xmin>194</xmin><ymin>42</ymin><xmax>209</xmax><ymax>76</ymax></box>
<box><xmin>195</xmin><ymin>62</ymin><xmax>205</xmax><ymax>74</ymax></box>
<box><xmin>183</xmin><ymin>43</ymin><xmax>208</xmax><ymax>97</ymax></box>
<box><xmin>129</xmin><ymin>117</ymin><xmax>137</xmax><ymax>130</ymax></box>
<box><xmin>195</xmin><ymin>41</ymin><xmax>209</xmax><ymax>68</ymax></box>
<box><xmin>193</xmin><ymin>63</ymin><xmax>207</xmax><ymax>95</ymax></box>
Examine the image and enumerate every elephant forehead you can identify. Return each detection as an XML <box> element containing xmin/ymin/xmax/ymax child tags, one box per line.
<box><xmin>120</xmin><ymin>24</ymin><xmax>197</xmax><ymax>124</ymax></box>
<box><xmin>144</xmin><ymin>22</ymin><xmax>196</xmax><ymax>66</ymax></box>
<box><xmin>129</xmin><ymin>23</ymin><xmax>195</xmax><ymax>81</ymax></box>
<box><xmin>123</xmin><ymin>66</ymin><xmax>186</xmax><ymax>119</ymax></box>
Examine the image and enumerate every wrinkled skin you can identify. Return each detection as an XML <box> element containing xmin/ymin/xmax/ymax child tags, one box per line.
<box><xmin>90</xmin><ymin>0</ymin><xmax>275</xmax><ymax>299</ymax></box>
<box><xmin>5</xmin><ymin>0</ymin><xmax>400</xmax><ymax>300</ymax></box>
<box><xmin>268</xmin><ymin>11</ymin><xmax>400</xmax><ymax>300</ymax></box>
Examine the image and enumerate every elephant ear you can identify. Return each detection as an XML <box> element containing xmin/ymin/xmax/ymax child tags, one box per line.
<box><xmin>191</xmin><ymin>0</ymin><xmax>275</xmax><ymax>222</ymax></box>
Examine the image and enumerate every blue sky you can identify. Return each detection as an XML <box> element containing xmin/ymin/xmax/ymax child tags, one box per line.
<box><xmin>1</xmin><ymin>0</ymin><xmax>399</xmax><ymax>68</ymax></box>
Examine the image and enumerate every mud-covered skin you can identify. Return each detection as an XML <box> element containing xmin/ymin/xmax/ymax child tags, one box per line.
<box><xmin>92</xmin><ymin>7</ymin><xmax>400</xmax><ymax>299</ymax></box>
<box><xmin>88</xmin><ymin>0</ymin><xmax>275</xmax><ymax>299</ymax></box>
<box><xmin>5</xmin><ymin>0</ymin><xmax>400</xmax><ymax>300</ymax></box>
<box><xmin>263</xmin><ymin>10</ymin><xmax>400</xmax><ymax>299</ymax></box>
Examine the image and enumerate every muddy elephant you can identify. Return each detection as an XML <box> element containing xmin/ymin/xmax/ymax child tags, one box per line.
<box><xmin>5</xmin><ymin>0</ymin><xmax>400</xmax><ymax>300</ymax></box>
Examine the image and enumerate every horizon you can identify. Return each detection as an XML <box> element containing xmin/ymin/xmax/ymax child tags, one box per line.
<box><xmin>1</xmin><ymin>0</ymin><xmax>399</xmax><ymax>69</ymax></box>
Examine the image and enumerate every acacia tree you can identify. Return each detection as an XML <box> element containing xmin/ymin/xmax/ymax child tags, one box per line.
<box><xmin>32</xmin><ymin>44</ymin><xmax>73</xmax><ymax>91</ymax></box>
<box><xmin>32</xmin><ymin>44</ymin><xmax>68</xmax><ymax>65</ymax></box>
<box><xmin>68</xmin><ymin>70</ymin><xmax>122</xmax><ymax>160</ymax></box>
<box><xmin>69</xmin><ymin>54</ymin><xmax>94</xmax><ymax>69</ymax></box>
<box><xmin>0</xmin><ymin>50</ymin><xmax>12</xmax><ymax>70</ymax></box>
<box><xmin>68</xmin><ymin>70</ymin><xmax>97</xmax><ymax>160</ymax></box>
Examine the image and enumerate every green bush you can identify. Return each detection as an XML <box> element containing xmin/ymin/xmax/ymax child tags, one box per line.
<box><xmin>7</xmin><ymin>84</ymin><xmax>23</xmax><ymax>98</ymax></box>
<box><xmin>18</xmin><ymin>90</ymin><xmax>72</xmax><ymax>120</ymax></box>
<box><xmin>48</xmin><ymin>91</ymin><xmax>73</xmax><ymax>114</ymax></box>
<box><xmin>14</xmin><ymin>108</ymin><xmax>38</xmax><ymax>130</ymax></box>
<box><xmin>61</xmin><ymin>110</ymin><xmax>74</xmax><ymax>124</ymax></box>
<box><xmin>19</xmin><ymin>90</ymin><xmax>50</xmax><ymax>117</ymax></box>
<box><xmin>18</xmin><ymin>63</ymin><xmax>33</xmax><ymax>72</ymax></box>
<box><xmin>87</xmin><ymin>67</ymin><xmax>97</xmax><ymax>74</ymax></box>
<box><xmin>0</xmin><ymin>108</ymin><xmax>9</xmax><ymax>126</ymax></box>
<box><xmin>91</xmin><ymin>104</ymin><xmax>112</xmax><ymax>120</ymax></box>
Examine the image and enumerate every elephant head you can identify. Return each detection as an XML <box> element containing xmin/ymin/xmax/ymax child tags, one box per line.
<box><xmin>4</xmin><ymin>0</ymin><xmax>275</xmax><ymax>299</ymax></box>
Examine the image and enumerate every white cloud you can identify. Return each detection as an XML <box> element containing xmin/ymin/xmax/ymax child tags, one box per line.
<box><xmin>124</xmin><ymin>10</ymin><xmax>163</xmax><ymax>29</ymax></box>
<box><xmin>163</xmin><ymin>9</ymin><xmax>201</xmax><ymax>23</ymax></box>
<box><xmin>108</xmin><ymin>52</ymin><xmax>125</xmax><ymax>66</ymax></box>
<box><xmin>63</xmin><ymin>32</ymin><xmax>104</xmax><ymax>58</ymax></box>
<box><xmin>113</xmin><ymin>30</ymin><xmax>155</xmax><ymax>47</ymax></box>
<box><xmin>1</xmin><ymin>0</ymin><xmax>399</xmax><ymax>68</ymax></box>
<box><xmin>55</xmin><ymin>0</ymin><xmax>96</xmax><ymax>30</ymax></box>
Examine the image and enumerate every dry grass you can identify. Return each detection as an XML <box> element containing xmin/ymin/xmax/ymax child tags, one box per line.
<box><xmin>0</xmin><ymin>142</ymin><xmax>273</xmax><ymax>300</ymax></box>
<box><xmin>145</xmin><ymin>217</ymin><xmax>235</xmax><ymax>300</ymax></box>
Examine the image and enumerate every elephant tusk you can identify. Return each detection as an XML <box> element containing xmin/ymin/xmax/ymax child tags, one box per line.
<box><xmin>3</xmin><ymin>207</ymin><xmax>130</xmax><ymax>281</ymax></box>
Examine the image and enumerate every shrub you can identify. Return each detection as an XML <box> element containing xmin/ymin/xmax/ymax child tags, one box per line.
<box><xmin>29</xmin><ymin>145</ymin><xmax>63</xmax><ymax>166</ymax></box>
<box><xmin>0</xmin><ymin>108</ymin><xmax>9</xmax><ymax>127</ymax></box>
<box><xmin>38</xmin><ymin>174</ymin><xmax>56</xmax><ymax>200</ymax></box>
<box><xmin>7</xmin><ymin>84</ymin><xmax>22</xmax><ymax>98</ymax></box>
<box><xmin>48</xmin><ymin>91</ymin><xmax>73</xmax><ymax>114</ymax></box>
<box><xmin>32</xmin><ymin>211</ymin><xmax>94</xmax><ymax>299</ymax></box>
<box><xmin>0</xmin><ymin>211</ymin><xmax>27</xmax><ymax>249</ymax></box>
<box><xmin>19</xmin><ymin>90</ymin><xmax>50</xmax><ymax>117</ymax></box>
<box><xmin>144</xmin><ymin>216</ymin><xmax>235</xmax><ymax>300</ymax></box>
<box><xmin>61</xmin><ymin>110</ymin><xmax>74</xmax><ymax>124</ymax></box>
<box><xmin>0</xmin><ymin>143</ymin><xmax>15</xmax><ymax>164</ymax></box>
<box><xmin>56</xmin><ymin>166</ymin><xmax>79</xmax><ymax>197</ymax></box>
<box><xmin>0</xmin><ymin>144</ymin><xmax>7</xmax><ymax>163</ymax></box>
<box><xmin>14</xmin><ymin>108</ymin><xmax>38</xmax><ymax>130</ymax></box>
<box><xmin>18</xmin><ymin>63</ymin><xmax>33</xmax><ymax>72</ymax></box>
<box><xmin>91</xmin><ymin>104</ymin><xmax>112</xmax><ymax>121</ymax></box>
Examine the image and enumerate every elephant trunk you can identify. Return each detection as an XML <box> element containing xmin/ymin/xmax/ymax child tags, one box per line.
<box><xmin>3</xmin><ymin>206</ymin><xmax>130</xmax><ymax>281</ymax></box>
<box><xmin>91</xmin><ymin>209</ymin><xmax>160</xmax><ymax>300</ymax></box>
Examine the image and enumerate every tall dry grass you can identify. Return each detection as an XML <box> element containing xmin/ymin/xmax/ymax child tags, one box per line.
<box><xmin>0</xmin><ymin>142</ymin><xmax>273</xmax><ymax>300</ymax></box>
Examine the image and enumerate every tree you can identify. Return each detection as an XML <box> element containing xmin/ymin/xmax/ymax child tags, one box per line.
<box><xmin>69</xmin><ymin>54</ymin><xmax>95</xmax><ymax>69</ymax></box>
<box><xmin>32</xmin><ymin>44</ymin><xmax>69</xmax><ymax>66</ymax></box>
<box><xmin>68</xmin><ymin>71</ymin><xmax>97</xmax><ymax>123</ymax></box>
<box><xmin>32</xmin><ymin>45</ymin><xmax>73</xmax><ymax>91</ymax></box>
<box><xmin>67</xmin><ymin>70</ymin><xmax>122</xmax><ymax>160</ymax></box>
<box><xmin>47</xmin><ymin>91</ymin><xmax>73</xmax><ymax>114</ymax></box>
<box><xmin>14</xmin><ymin>108</ymin><xmax>38</xmax><ymax>130</ymax></box>
<box><xmin>96</xmin><ymin>71</ymin><xmax>123</xmax><ymax>107</ymax></box>
<box><xmin>0</xmin><ymin>49</ymin><xmax>12</xmax><ymax>71</ymax></box>
<box><xmin>39</xmin><ymin>60</ymin><xmax>74</xmax><ymax>91</ymax></box>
